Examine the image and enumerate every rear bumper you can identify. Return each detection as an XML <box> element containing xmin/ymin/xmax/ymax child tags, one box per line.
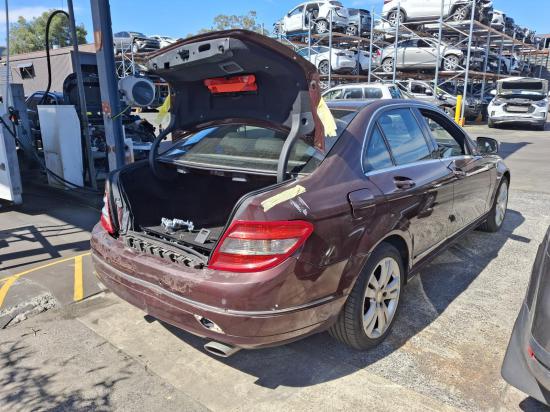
<box><xmin>91</xmin><ymin>226</ymin><xmax>347</xmax><ymax>349</ymax></box>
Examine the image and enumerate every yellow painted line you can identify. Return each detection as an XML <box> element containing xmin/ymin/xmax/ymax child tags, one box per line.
<box><xmin>73</xmin><ymin>255</ymin><xmax>84</xmax><ymax>301</ymax></box>
<box><xmin>0</xmin><ymin>252</ymin><xmax>91</xmax><ymax>308</ymax></box>
<box><xmin>0</xmin><ymin>252</ymin><xmax>91</xmax><ymax>284</ymax></box>
<box><xmin>0</xmin><ymin>277</ymin><xmax>17</xmax><ymax>308</ymax></box>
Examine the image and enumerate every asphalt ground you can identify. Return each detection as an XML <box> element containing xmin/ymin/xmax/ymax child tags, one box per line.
<box><xmin>1</xmin><ymin>122</ymin><xmax>550</xmax><ymax>411</ymax></box>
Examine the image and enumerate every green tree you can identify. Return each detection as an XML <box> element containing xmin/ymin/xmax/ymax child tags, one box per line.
<box><xmin>190</xmin><ymin>11</ymin><xmax>267</xmax><ymax>37</ymax></box>
<box><xmin>10</xmin><ymin>10</ymin><xmax>87</xmax><ymax>55</ymax></box>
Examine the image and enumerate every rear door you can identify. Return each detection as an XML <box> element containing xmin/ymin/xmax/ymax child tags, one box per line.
<box><xmin>364</xmin><ymin>107</ymin><xmax>455</xmax><ymax>260</ymax></box>
<box><xmin>417</xmin><ymin>108</ymin><xmax>492</xmax><ymax>232</ymax></box>
<box><xmin>415</xmin><ymin>39</ymin><xmax>438</xmax><ymax>68</ymax></box>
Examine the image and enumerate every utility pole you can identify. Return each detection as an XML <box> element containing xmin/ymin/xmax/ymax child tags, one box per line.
<box><xmin>67</xmin><ymin>0</ymin><xmax>97</xmax><ymax>188</ymax></box>
<box><xmin>90</xmin><ymin>0</ymin><xmax>126</xmax><ymax>171</ymax></box>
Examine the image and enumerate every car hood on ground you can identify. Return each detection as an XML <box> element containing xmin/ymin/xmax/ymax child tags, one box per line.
<box><xmin>497</xmin><ymin>77</ymin><xmax>549</xmax><ymax>95</ymax></box>
<box><xmin>144</xmin><ymin>30</ymin><xmax>324</xmax><ymax>144</ymax></box>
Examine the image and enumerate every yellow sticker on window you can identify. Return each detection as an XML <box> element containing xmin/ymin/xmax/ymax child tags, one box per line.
<box><xmin>317</xmin><ymin>97</ymin><xmax>337</xmax><ymax>137</ymax></box>
<box><xmin>261</xmin><ymin>185</ymin><xmax>306</xmax><ymax>212</ymax></box>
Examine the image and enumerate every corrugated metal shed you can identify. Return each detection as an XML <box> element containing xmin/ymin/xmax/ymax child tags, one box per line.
<box><xmin>3</xmin><ymin>43</ymin><xmax>97</xmax><ymax>97</ymax></box>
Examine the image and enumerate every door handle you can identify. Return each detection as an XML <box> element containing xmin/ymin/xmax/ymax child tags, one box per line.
<box><xmin>394</xmin><ymin>176</ymin><xmax>416</xmax><ymax>190</ymax></box>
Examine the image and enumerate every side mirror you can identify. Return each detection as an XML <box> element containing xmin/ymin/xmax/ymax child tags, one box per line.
<box><xmin>490</xmin><ymin>89</ymin><xmax>497</xmax><ymax>96</ymax></box>
<box><xmin>477</xmin><ymin>136</ymin><xmax>499</xmax><ymax>154</ymax></box>
<box><xmin>425</xmin><ymin>89</ymin><xmax>433</xmax><ymax>96</ymax></box>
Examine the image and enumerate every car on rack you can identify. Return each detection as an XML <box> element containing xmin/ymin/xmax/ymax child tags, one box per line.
<box><xmin>91</xmin><ymin>30</ymin><xmax>510</xmax><ymax>356</ymax></box>
<box><xmin>296</xmin><ymin>46</ymin><xmax>356</xmax><ymax>75</ymax></box>
<box><xmin>274</xmin><ymin>1</ymin><xmax>349</xmax><ymax>35</ymax></box>
<box><xmin>488</xmin><ymin>77</ymin><xmax>548</xmax><ymax>130</ymax></box>
<box><xmin>150</xmin><ymin>35</ymin><xmax>178</xmax><ymax>49</ymax></box>
<box><xmin>395</xmin><ymin>79</ymin><xmax>457</xmax><ymax>117</ymax></box>
<box><xmin>383</xmin><ymin>0</ymin><xmax>493</xmax><ymax>26</ymax></box>
<box><xmin>322</xmin><ymin>82</ymin><xmax>403</xmax><ymax>100</ymax></box>
<box><xmin>502</xmin><ymin>226</ymin><xmax>550</xmax><ymax>407</ymax></box>
<box><xmin>346</xmin><ymin>8</ymin><xmax>371</xmax><ymax>37</ymax></box>
<box><xmin>436</xmin><ymin>82</ymin><xmax>483</xmax><ymax>120</ymax></box>
<box><xmin>113</xmin><ymin>31</ymin><xmax>160</xmax><ymax>54</ymax></box>
<box><xmin>378</xmin><ymin>38</ymin><xmax>463</xmax><ymax>73</ymax></box>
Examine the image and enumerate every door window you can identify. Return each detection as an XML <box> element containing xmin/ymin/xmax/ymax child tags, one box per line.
<box><xmin>377</xmin><ymin>109</ymin><xmax>431</xmax><ymax>165</ymax></box>
<box><xmin>323</xmin><ymin>88</ymin><xmax>343</xmax><ymax>99</ymax></box>
<box><xmin>342</xmin><ymin>88</ymin><xmax>363</xmax><ymax>99</ymax></box>
<box><xmin>364</xmin><ymin>127</ymin><xmax>394</xmax><ymax>172</ymax></box>
<box><xmin>419</xmin><ymin>109</ymin><xmax>466</xmax><ymax>158</ymax></box>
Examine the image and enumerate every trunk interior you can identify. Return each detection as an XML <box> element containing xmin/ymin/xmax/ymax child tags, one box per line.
<box><xmin>118</xmin><ymin>162</ymin><xmax>276</xmax><ymax>258</ymax></box>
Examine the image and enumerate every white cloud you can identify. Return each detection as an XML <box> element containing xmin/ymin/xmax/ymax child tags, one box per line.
<box><xmin>0</xmin><ymin>6</ymin><xmax>50</xmax><ymax>23</ymax></box>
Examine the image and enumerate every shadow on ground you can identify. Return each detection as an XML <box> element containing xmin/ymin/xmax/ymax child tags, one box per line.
<box><xmin>161</xmin><ymin>210</ymin><xmax>525</xmax><ymax>390</ymax></box>
<box><xmin>0</xmin><ymin>339</ymin><xmax>131</xmax><ymax>411</ymax></box>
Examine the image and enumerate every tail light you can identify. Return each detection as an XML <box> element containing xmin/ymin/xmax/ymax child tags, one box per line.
<box><xmin>100</xmin><ymin>185</ymin><xmax>115</xmax><ymax>235</ymax></box>
<box><xmin>336</xmin><ymin>52</ymin><xmax>346</xmax><ymax>57</ymax></box>
<box><xmin>209</xmin><ymin>220</ymin><xmax>314</xmax><ymax>273</ymax></box>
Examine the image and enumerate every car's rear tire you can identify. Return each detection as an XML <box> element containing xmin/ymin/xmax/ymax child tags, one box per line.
<box><xmin>329</xmin><ymin>243</ymin><xmax>404</xmax><ymax>350</ymax></box>
<box><xmin>318</xmin><ymin>60</ymin><xmax>330</xmax><ymax>75</ymax></box>
<box><xmin>480</xmin><ymin>178</ymin><xmax>509</xmax><ymax>232</ymax></box>
<box><xmin>382</xmin><ymin>58</ymin><xmax>394</xmax><ymax>73</ymax></box>
<box><xmin>488</xmin><ymin>119</ymin><xmax>496</xmax><ymax>128</ymax></box>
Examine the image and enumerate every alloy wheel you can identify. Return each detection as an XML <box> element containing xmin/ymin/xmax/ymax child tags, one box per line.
<box><xmin>453</xmin><ymin>6</ymin><xmax>469</xmax><ymax>22</ymax></box>
<box><xmin>362</xmin><ymin>257</ymin><xmax>401</xmax><ymax>339</ymax></box>
<box><xmin>346</xmin><ymin>25</ymin><xmax>358</xmax><ymax>36</ymax></box>
<box><xmin>316</xmin><ymin>20</ymin><xmax>329</xmax><ymax>34</ymax></box>
<box><xmin>495</xmin><ymin>181</ymin><xmax>509</xmax><ymax>227</ymax></box>
<box><xmin>388</xmin><ymin>11</ymin><xmax>403</xmax><ymax>27</ymax></box>
<box><xmin>382</xmin><ymin>58</ymin><xmax>394</xmax><ymax>73</ymax></box>
<box><xmin>443</xmin><ymin>55</ymin><xmax>460</xmax><ymax>71</ymax></box>
<box><xmin>318</xmin><ymin>60</ymin><xmax>330</xmax><ymax>75</ymax></box>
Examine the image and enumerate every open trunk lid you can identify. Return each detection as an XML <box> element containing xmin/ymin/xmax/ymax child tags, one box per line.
<box><xmin>144</xmin><ymin>30</ymin><xmax>324</xmax><ymax>146</ymax></box>
<box><xmin>497</xmin><ymin>77</ymin><xmax>548</xmax><ymax>95</ymax></box>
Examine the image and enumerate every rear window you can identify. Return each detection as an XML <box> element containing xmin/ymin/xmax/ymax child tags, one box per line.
<box><xmin>364</xmin><ymin>87</ymin><xmax>383</xmax><ymax>99</ymax></box>
<box><xmin>162</xmin><ymin>109</ymin><xmax>358</xmax><ymax>174</ymax></box>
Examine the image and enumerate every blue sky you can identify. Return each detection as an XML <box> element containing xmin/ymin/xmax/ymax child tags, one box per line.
<box><xmin>1</xmin><ymin>0</ymin><xmax>549</xmax><ymax>47</ymax></box>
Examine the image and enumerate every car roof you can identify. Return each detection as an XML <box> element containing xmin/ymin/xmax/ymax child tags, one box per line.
<box><xmin>326</xmin><ymin>100</ymin><xmax>375</xmax><ymax>111</ymax></box>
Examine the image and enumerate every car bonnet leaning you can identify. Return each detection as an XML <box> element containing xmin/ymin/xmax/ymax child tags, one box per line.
<box><xmin>144</xmin><ymin>29</ymin><xmax>326</xmax><ymax>147</ymax></box>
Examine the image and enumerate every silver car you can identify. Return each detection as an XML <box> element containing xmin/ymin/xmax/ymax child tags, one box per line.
<box><xmin>378</xmin><ymin>38</ymin><xmax>463</xmax><ymax>73</ymax></box>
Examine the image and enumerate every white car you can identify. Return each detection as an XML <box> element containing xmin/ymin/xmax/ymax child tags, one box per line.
<box><xmin>378</xmin><ymin>38</ymin><xmax>463</xmax><ymax>72</ymax></box>
<box><xmin>297</xmin><ymin>46</ymin><xmax>356</xmax><ymax>75</ymax></box>
<box><xmin>488</xmin><ymin>77</ymin><xmax>548</xmax><ymax>130</ymax></box>
<box><xmin>383</xmin><ymin>0</ymin><xmax>476</xmax><ymax>26</ymax></box>
<box><xmin>322</xmin><ymin>83</ymin><xmax>404</xmax><ymax>100</ymax></box>
<box><xmin>150</xmin><ymin>35</ymin><xmax>178</xmax><ymax>49</ymax></box>
<box><xmin>276</xmin><ymin>1</ymin><xmax>349</xmax><ymax>35</ymax></box>
<box><xmin>491</xmin><ymin>10</ymin><xmax>505</xmax><ymax>30</ymax></box>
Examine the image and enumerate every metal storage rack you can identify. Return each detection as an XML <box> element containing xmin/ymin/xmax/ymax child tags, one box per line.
<box><xmin>273</xmin><ymin>0</ymin><xmax>549</xmax><ymax>119</ymax></box>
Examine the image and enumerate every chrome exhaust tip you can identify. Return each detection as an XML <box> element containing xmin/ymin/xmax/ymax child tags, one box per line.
<box><xmin>203</xmin><ymin>341</ymin><xmax>241</xmax><ymax>358</ymax></box>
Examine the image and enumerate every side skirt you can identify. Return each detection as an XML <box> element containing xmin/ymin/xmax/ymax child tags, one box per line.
<box><xmin>407</xmin><ymin>212</ymin><xmax>490</xmax><ymax>281</ymax></box>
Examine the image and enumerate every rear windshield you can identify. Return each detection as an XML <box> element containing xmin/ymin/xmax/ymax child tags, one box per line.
<box><xmin>161</xmin><ymin>109</ymin><xmax>358</xmax><ymax>174</ymax></box>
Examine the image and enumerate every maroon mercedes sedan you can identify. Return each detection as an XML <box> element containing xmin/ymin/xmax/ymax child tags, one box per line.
<box><xmin>91</xmin><ymin>30</ymin><xmax>510</xmax><ymax>356</ymax></box>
